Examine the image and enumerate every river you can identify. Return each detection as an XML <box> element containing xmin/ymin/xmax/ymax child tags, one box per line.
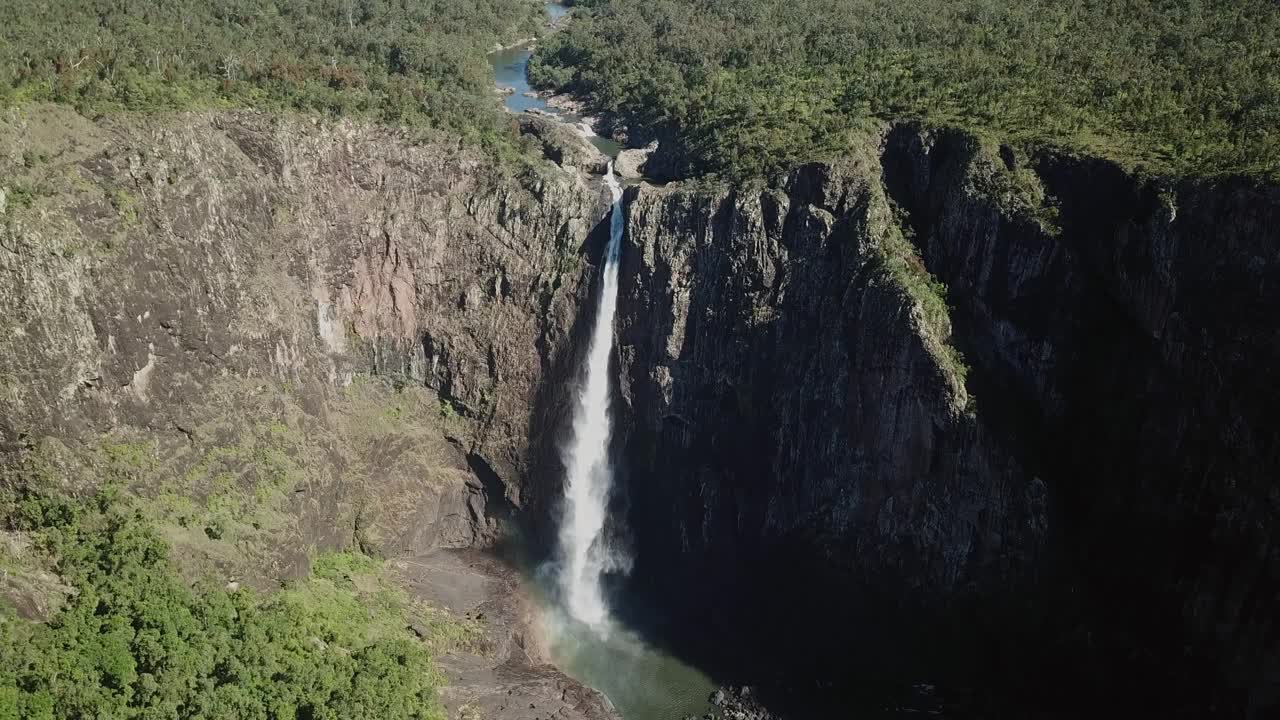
<box><xmin>489</xmin><ymin>3</ymin><xmax>621</xmax><ymax>158</ymax></box>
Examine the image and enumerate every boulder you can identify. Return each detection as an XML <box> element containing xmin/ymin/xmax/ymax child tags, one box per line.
<box><xmin>613</xmin><ymin>140</ymin><xmax>658</xmax><ymax>179</ymax></box>
<box><xmin>518</xmin><ymin>115</ymin><xmax>610</xmax><ymax>174</ymax></box>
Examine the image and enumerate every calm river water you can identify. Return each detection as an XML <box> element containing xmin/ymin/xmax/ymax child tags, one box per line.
<box><xmin>489</xmin><ymin>3</ymin><xmax>621</xmax><ymax>157</ymax></box>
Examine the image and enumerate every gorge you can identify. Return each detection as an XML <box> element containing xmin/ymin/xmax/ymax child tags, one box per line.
<box><xmin>2</xmin><ymin>101</ymin><xmax>1278</xmax><ymax>720</ymax></box>
<box><xmin>1</xmin><ymin>1</ymin><xmax>1278</xmax><ymax>719</ymax></box>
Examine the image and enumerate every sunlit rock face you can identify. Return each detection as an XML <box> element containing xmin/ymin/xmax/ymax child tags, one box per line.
<box><xmin>0</xmin><ymin>106</ymin><xmax>607</xmax><ymax>571</ymax></box>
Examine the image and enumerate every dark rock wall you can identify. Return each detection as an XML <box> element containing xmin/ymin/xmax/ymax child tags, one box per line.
<box><xmin>613</xmin><ymin>126</ymin><xmax>1279</xmax><ymax>715</ymax></box>
<box><xmin>883</xmin><ymin>125</ymin><xmax>1280</xmax><ymax>714</ymax></box>
<box><xmin>614</xmin><ymin>156</ymin><xmax>1045</xmax><ymax>697</ymax></box>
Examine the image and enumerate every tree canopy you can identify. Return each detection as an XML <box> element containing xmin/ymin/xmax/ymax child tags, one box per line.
<box><xmin>0</xmin><ymin>489</ymin><xmax>451</xmax><ymax>720</ymax></box>
<box><xmin>0</xmin><ymin>0</ymin><xmax>542</xmax><ymax>147</ymax></box>
<box><xmin>530</xmin><ymin>0</ymin><xmax>1280</xmax><ymax>180</ymax></box>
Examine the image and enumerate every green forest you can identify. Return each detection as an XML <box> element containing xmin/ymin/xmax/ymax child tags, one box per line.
<box><xmin>0</xmin><ymin>487</ymin><xmax>454</xmax><ymax>720</ymax></box>
<box><xmin>0</xmin><ymin>0</ymin><xmax>542</xmax><ymax>147</ymax></box>
<box><xmin>4</xmin><ymin>1</ymin><xmax>1273</xmax><ymax>179</ymax></box>
<box><xmin>530</xmin><ymin>0</ymin><xmax>1280</xmax><ymax>179</ymax></box>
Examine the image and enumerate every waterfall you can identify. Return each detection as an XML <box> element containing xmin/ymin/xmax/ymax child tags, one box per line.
<box><xmin>557</xmin><ymin>163</ymin><xmax>626</xmax><ymax>631</ymax></box>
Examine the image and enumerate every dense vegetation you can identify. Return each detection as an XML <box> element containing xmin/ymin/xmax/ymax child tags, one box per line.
<box><xmin>530</xmin><ymin>0</ymin><xmax>1280</xmax><ymax>179</ymax></box>
<box><xmin>0</xmin><ymin>488</ymin><xmax>454</xmax><ymax>720</ymax></box>
<box><xmin>0</xmin><ymin>0</ymin><xmax>542</xmax><ymax>147</ymax></box>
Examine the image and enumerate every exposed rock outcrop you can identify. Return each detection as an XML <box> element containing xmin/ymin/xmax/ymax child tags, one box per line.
<box><xmin>518</xmin><ymin>114</ymin><xmax>610</xmax><ymax>175</ymax></box>
<box><xmin>614</xmin><ymin>141</ymin><xmax>657</xmax><ymax>180</ymax></box>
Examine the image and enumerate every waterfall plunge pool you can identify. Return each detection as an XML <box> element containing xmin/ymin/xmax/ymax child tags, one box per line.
<box><xmin>503</xmin><ymin>545</ymin><xmax>718</xmax><ymax>720</ymax></box>
<box><xmin>544</xmin><ymin>608</ymin><xmax>717</xmax><ymax>720</ymax></box>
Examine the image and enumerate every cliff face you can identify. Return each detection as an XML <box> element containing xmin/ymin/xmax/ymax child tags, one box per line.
<box><xmin>883</xmin><ymin>125</ymin><xmax>1280</xmax><ymax>712</ymax></box>
<box><xmin>613</xmin><ymin>126</ymin><xmax>1279</xmax><ymax>714</ymax></box>
<box><xmin>0</xmin><ymin>104</ymin><xmax>628</xmax><ymax>720</ymax></box>
<box><xmin>0</xmin><ymin>105</ymin><xmax>605</xmax><ymax>580</ymax></box>
<box><xmin>614</xmin><ymin>150</ymin><xmax>1045</xmax><ymax>700</ymax></box>
<box><xmin>4</xmin><ymin>102</ymin><xmax>1276</xmax><ymax>716</ymax></box>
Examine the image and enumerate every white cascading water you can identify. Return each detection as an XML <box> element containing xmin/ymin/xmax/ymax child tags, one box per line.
<box><xmin>557</xmin><ymin>163</ymin><xmax>627</xmax><ymax>631</ymax></box>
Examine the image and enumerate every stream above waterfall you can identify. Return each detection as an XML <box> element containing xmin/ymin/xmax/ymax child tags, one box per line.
<box><xmin>489</xmin><ymin>3</ymin><xmax>621</xmax><ymax>158</ymax></box>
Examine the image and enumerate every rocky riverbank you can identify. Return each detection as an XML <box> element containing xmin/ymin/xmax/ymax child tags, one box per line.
<box><xmin>696</xmin><ymin>683</ymin><xmax>951</xmax><ymax>720</ymax></box>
